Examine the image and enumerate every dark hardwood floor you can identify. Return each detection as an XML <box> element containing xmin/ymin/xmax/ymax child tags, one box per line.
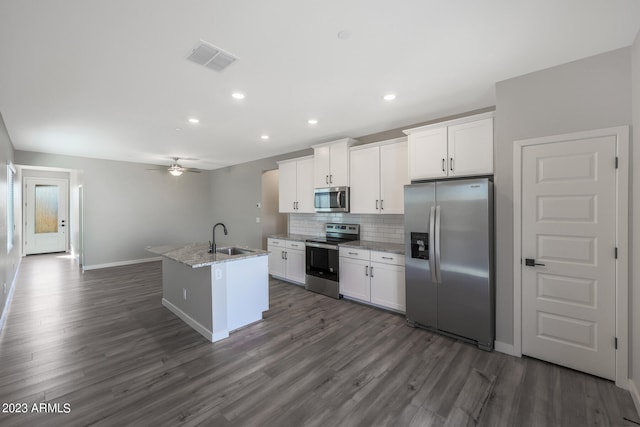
<box><xmin>0</xmin><ymin>254</ymin><xmax>637</xmax><ymax>426</ymax></box>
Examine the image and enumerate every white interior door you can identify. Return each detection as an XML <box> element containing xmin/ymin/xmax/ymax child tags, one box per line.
<box><xmin>25</xmin><ymin>178</ymin><xmax>69</xmax><ymax>255</ymax></box>
<box><xmin>521</xmin><ymin>136</ymin><xmax>617</xmax><ymax>380</ymax></box>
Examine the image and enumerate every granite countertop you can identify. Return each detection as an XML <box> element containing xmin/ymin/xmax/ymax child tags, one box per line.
<box><xmin>146</xmin><ymin>242</ymin><xmax>268</xmax><ymax>268</ymax></box>
<box><xmin>267</xmin><ymin>233</ymin><xmax>316</xmax><ymax>243</ymax></box>
<box><xmin>338</xmin><ymin>240</ymin><xmax>405</xmax><ymax>255</ymax></box>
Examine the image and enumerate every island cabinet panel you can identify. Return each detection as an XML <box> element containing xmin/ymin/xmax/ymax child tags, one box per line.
<box><xmin>312</xmin><ymin>138</ymin><xmax>355</xmax><ymax>188</ymax></box>
<box><xmin>339</xmin><ymin>248</ymin><xmax>406</xmax><ymax>313</ymax></box>
<box><xmin>405</xmin><ymin>113</ymin><xmax>494</xmax><ymax>181</ymax></box>
<box><xmin>349</xmin><ymin>138</ymin><xmax>409</xmax><ymax>214</ymax></box>
<box><xmin>267</xmin><ymin>238</ymin><xmax>305</xmax><ymax>285</ymax></box>
<box><xmin>226</xmin><ymin>257</ymin><xmax>269</xmax><ymax>331</ymax></box>
<box><xmin>278</xmin><ymin>156</ymin><xmax>314</xmax><ymax>213</ymax></box>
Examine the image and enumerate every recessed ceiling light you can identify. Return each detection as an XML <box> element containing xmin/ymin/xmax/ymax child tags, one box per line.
<box><xmin>232</xmin><ymin>92</ymin><xmax>245</xmax><ymax>100</ymax></box>
<box><xmin>188</xmin><ymin>118</ymin><xmax>200</xmax><ymax>124</ymax></box>
<box><xmin>261</xmin><ymin>134</ymin><xmax>270</xmax><ymax>140</ymax></box>
<box><xmin>308</xmin><ymin>119</ymin><xmax>318</xmax><ymax>125</ymax></box>
<box><xmin>337</xmin><ymin>30</ymin><xmax>351</xmax><ymax>40</ymax></box>
<box><xmin>383</xmin><ymin>94</ymin><xmax>397</xmax><ymax>101</ymax></box>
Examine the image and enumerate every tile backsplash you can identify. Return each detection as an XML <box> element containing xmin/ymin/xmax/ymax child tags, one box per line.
<box><xmin>289</xmin><ymin>213</ymin><xmax>405</xmax><ymax>244</ymax></box>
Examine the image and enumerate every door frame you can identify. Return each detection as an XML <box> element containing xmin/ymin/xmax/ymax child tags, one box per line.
<box><xmin>512</xmin><ymin>126</ymin><xmax>629</xmax><ymax>388</ymax></box>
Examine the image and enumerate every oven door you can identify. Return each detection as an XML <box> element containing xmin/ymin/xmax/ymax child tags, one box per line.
<box><xmin>305</xmin><ymin>243</ymin><xmax>339</xmax><ymax>282</ymax></box>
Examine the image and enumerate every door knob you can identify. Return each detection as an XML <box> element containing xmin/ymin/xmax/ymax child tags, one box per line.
<box><xmin>525</xmin><ymin>258</ymin><xmax>545</xmax><ymax>267</ymax></box>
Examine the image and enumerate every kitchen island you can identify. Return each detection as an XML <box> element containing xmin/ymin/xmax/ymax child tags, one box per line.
<box><xmin>147</xmin><ymin>242</ymin><xmax>269</xmax><ymax>342</ymax></box>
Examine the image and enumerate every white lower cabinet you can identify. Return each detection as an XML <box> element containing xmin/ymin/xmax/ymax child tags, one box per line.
<box><xmin>339</xmin><ymin>248</ymin><xmax>406</xmax><ymax>313</ymax></box>
<box><xmin>267</xmin><ymin>238</ymin><xmax>306</xmax><ymax>285</ymax></box>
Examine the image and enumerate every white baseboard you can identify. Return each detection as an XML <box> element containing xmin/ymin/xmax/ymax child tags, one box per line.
<box><xmin>629</xmin><ymin>379</ymin><xmax>640</xmax><ymax>418</ymax></box>
<box><xmin>82</xmin><ymin>256</ymin><xmax>162</xmax><ymax>271</ymax></box>
<box><xmin>0</xmin><ymin>257</ymin><xmax>22</xmax><ymax>332</ymax></box>
<box><xmin>494</xmin><ymin>340</ymin><xmax>519</xmax><ymax>356</ymax></box>
<box><xmin>162</xmin><ymin>298</ymin><xmax>228</xmax><ymax>343</ymax></box>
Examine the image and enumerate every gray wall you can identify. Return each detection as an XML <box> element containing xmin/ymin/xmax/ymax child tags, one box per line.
<box><xmin>494</xmin><ymin>47</ymin><xmax>632</xmax><ymax>345</ymax></box>
<box><xmin>208</xmin><ymin>149</ymin><xmax>310</xmax><ymax>250</ymax></box>
<box><xmin>0</xmin><ymin>113</ymin><xmax>21</xmax><ymax>325</ymax></box>
<box><xmin>631</xmin><ymin>29</ymin><xmax>640</xmax><ymax>392</ymax></box>
<box><xmin>15</xmin><ymin>151</ymin><xmax>212</xmax><ymax>268</ymax></box>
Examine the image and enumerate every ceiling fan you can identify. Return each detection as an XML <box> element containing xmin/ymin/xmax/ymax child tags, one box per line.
<box><xmin>147</xmin><ymin>157</ymin><xmax>201</xmax><ymax>176</ymax></box>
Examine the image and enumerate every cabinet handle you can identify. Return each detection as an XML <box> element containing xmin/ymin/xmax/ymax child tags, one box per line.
<box><xmin>382</xmin><ymin>256</ymin><xmax>393</xmax><ymax>260</ymax></box>
<box><xmin>365</xmin><ymin>265</ymin><xmax>369</xmax><ymax>276</ymax></box>
<box><xmin>370</xmin><ymin>266</ymin><xmax>374</xmax><ymax>277</ymax></box>
<box><xmin>281</xmin><ymin>251</ymin><xmax>285</xmax><ymax>260</ymax></box>
<box><xmin>450</xmin><ymin>157</ymin><xmax>454</xmax><ymax>172</ymax></box>
<box><xmin>348</xmin><ymin>252</ymin><xmax>358</xmax><ymax>255</ymax></box>
<box><xmin>442</xmin><ymin>158</ymin><xmax>446</xmax><ymax>172</ymax></box>
<box><xmin>284</xmin><ymin>251</ymin><xmax>288</xmax><ymax>260</ymax></box>
<box><xmin>329</xmin><ymin>174</ymin><xmax>333</xmax><ymax>183</ymax></box>
<box><xmin>380</xmin><ymin>200</ymin><xmax>383</xmax><ymax>210</ymax></box>
<box><xmin>326</xmin><ymin>175</ymin><xmax>329</xmax><ymax>184</ymax></box>
<box><xmin>376</xmin><ymin>199</ymin><xmax>379</xmax><ymax>210</ymax></box>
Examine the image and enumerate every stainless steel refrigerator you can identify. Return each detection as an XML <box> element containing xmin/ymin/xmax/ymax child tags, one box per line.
<box><xmin>404</xmin><ymin>177</ymin><xmax>494</xmax><ymax>350</ymax></box>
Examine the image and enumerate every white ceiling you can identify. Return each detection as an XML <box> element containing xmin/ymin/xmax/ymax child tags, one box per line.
<box><xmin>1</xmin><ymin>0</ymin><xmax>639</xmax><ymax>170</ymax></box>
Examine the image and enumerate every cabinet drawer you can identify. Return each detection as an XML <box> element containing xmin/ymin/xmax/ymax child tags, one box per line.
<box><xmin>371</xmin><ymin>251</ymin><xmax>405</xmax><ymax>266</ymax></box>
<box><xmin>339</xmin><ymin>247</ymin><xmax>370</xmax><ymax>261</ymax></box>
<box><xmin>286</xmin><ymin>240</ymin><xmax>305</xmax><ymax>250</ymax></box>
<box><xmin>267</xmin><ymin>238</ymin><xmax>285</xmax><ymax>248</ymax></box>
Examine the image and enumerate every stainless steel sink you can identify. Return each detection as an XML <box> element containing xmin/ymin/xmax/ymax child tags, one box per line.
<box><xmin>216</xmin><ymin>247</ymin><xmax>255</xmax><ymax>256</ymax></box>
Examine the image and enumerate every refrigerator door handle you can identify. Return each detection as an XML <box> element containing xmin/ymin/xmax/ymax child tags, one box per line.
<box><xmin>434</xmin><ymin>205</ymin><xmax>442</xmax><ymax>283</ymax></box>
<box><xmin>429</xmin><ymin>206</ymin><xmax>437</xmax><ymax>283</ymax></box>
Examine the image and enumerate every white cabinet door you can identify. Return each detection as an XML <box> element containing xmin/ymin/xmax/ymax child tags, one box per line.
<box><xmin>285</xmin><ymin>248</ymin><xmax>306</xmax><ymax>284</ymax></box>
<box><xmin>379</xmin><ymin>141</ymin><xmax>409</xmax><ymax>214</ymax></box>
<box><xmin>296</xmin><ymin>157</ymin><xmax>315</xmax><ymax>213</ymax></box>
<box><xmin>268</xmin><ymin>245</ymin><xmax>286</xmax><ymax>278</ymax></box>
<box><xmin>370</xmin><ymin>261</ymin><xmax>406</xmax><ymax>312</ymax></box>
<box><xmin>408</xmin><ymin>127</ymin><xmax>448</xmax><ymax>180</ymax></box>
<box><xmin>329</xmin><ymin>140</ymin><xmax>350</xmax><ymax>186</ymax></box>
<box><xmin>339</xmin><ymin>256</ymin><xmax>371</xmax><ymax>301</ymax></box>
<box><xmin>448</xmin><ymin>118</ymin><xmax>493</xmax><ymax>177</ymax></box>
<box><xmin>313</xmin><ymin>145</ymin><xmax>331</xmax><ymax>188</ymax></box>
<box><xmin>278</xmin><ymin>161</ymin><xmax>297</xmax><ymax>213</ymax></box>
<box><xmin>349</xmin><ymin>146</ymin><xmax>380</xmax><ymax>214</ymax></box>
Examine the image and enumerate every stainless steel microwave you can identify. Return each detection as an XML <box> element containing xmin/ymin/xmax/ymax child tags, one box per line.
<box><xmin>314</xmin><ymin>186</ymin><xmax>350</xmax><ymax>213</ymax></box>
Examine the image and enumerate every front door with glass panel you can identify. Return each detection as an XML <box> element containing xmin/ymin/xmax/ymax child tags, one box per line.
<box><xmin>25</xmin><ymin>178</ymin><xmax>69</xmax><ymax>254</ymax></box>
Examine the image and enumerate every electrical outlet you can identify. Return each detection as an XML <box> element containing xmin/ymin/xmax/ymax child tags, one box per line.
<box><xmin>256</xmin><ymin>202</ymin><xmax>261</xmax><ymax>208</ymax></box>
<box><xmin>182</xmin><ymin>288</ymin><xmax>187</xmax><ymax>300</ymax></box>
<box><xmin>256</xmin><ymin>217</ymin><xmax>260</xmax><ymax>223</ymax></box>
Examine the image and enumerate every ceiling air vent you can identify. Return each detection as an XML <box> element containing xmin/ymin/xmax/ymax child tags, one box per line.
<box><xmin>187</xmin><ymin>40</ymin><xmax>237</xmax><ymax>72</ymax></box>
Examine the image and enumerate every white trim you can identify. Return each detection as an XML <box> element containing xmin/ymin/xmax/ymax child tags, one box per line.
<box><xmin>629</xmin><ymin>379</ymin><xmax>640</xmax><ymax>418</ymax></box>
<box><xmin>349</xmin><ymin>136</ymin><xmax>407</xmax><ymax>152</ymax></box>
<box><xmin>403</xmin><ymin>111</ymin><xmax>495</xmax><ymax>135</ymax></box>
<box><xmin>513</xmin><ymin>126</ymin><xmax>629</xmax><ymax>389</ymax></box>
<box><xmin>494</xmin><ymin>341</ymin><xmax>518</xmax><ymax>356</ymax></box>
<box><xmin>276</xmin><ymin>155</ymin><xmax>313</xmax><ymax>165</ymax></box>
<box><xmin>0</xmin><ymin>257</ymin><xmax>22</xmax><ymax>331</ymax></box>
<box><xmin>162</xmin><ymin>298</ymin><xmax>229</xmax><ymax>342</ymax></box>
<box><xmin>82</xmin><ymin>256</ymin><xmax>162</xmax><ymax>271</ymax></box>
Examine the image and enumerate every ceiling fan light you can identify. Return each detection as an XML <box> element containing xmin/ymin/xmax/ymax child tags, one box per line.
<box><xmin>168</xmin><ymin>164</ymin><xmax>184</xmax><ymax>176</ymax></box>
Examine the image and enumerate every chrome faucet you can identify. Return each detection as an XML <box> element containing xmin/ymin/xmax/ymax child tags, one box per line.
<box><xmin>209</xmin><ymin>223</ymin><xmax>228</xmax><ymax>253</ymax></box>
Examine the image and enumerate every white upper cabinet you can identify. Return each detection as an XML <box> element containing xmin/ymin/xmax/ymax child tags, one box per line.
<box><xmin>407</xmin><ymin>127</ymin><xmax>448</xmax><ymax>179</ymax></box>
<box><xmin>278</xmin><ymin>156</ymin><xmax>314</xmax><ymax>213</ymax></box>
<box><xmin>447</xmin><ymin>118</ymin><xmax>493</xmax><ymax>177</ymax></box>
<box><xmin>350</xmin><ymin>138</ymin><xmax>409</xmax><ymax>214</ymax></box>
<box><xmin>404</xmin><ymin>113</ymin><xmax>494</xmax><ymax>181</ymax></box>
<box><xmin>350</xmin><ymin>145</ymin><xmax>380</xmax><ymax>214</ymax></box>
<box><xmin>312</xmin><ymin>138</ymin><xmax>355</xmax><ymax>188</ymax></box>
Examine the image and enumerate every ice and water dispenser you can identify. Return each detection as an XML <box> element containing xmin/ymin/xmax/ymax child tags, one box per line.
<box><xmin>410</xmin><ymin>232</ymin><xmax>428</xmax><ymax>259</ymax></box>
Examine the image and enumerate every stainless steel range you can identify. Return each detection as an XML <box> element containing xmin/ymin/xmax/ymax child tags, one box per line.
<box><xmin>305</xmin><ymin>223</ymin><xmax>359</xmax><ymax>299</ymax></box>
